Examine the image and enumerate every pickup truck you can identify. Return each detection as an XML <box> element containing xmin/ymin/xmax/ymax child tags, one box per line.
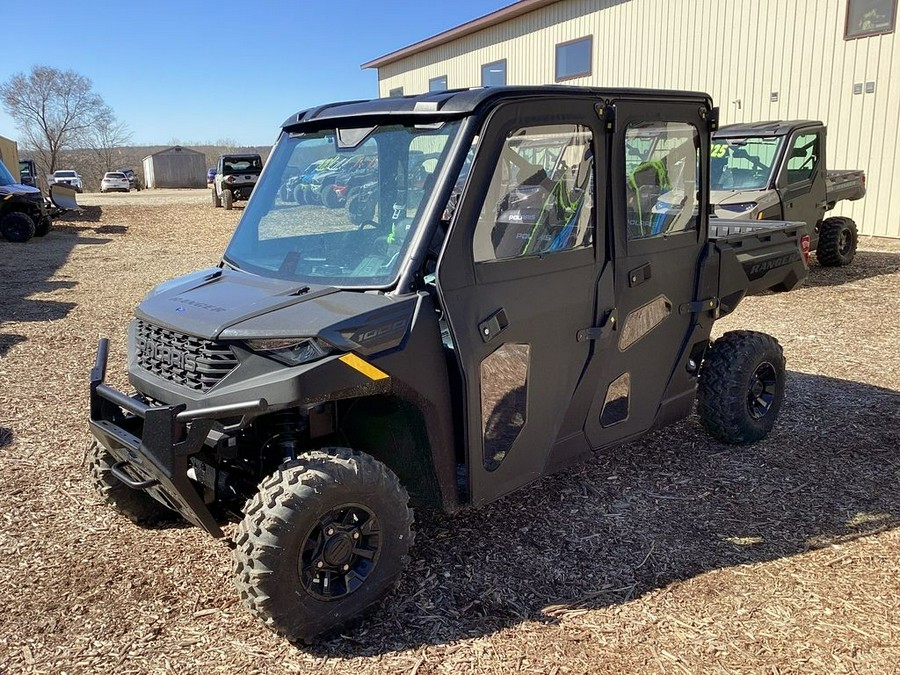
<box><xmin>47</xmin><ymin>169</ymin><xmax>84</xmax><ymax>193</ymax></box>
<box><xmin>710</xmin><ymin>121</ymin><xmax>865</xmax><ymax>266</ymax></box>
<box><xmin>87</xmin><ymin>86</ymin><xmax>809</xmax><ymax>642</ymax></box>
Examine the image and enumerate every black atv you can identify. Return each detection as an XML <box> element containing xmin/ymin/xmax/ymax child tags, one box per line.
<box><xmin>0</xmin><ymin>159</ymin><xmax>79</xmax><ymax>242</ymax></box>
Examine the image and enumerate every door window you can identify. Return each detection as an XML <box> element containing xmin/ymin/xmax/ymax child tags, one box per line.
<box><xmin>473</xmin><ymin>124</ymin><xmax>594</xmax><ymax>262</ymax></box>
<box><xmin>785</xmin><ymin>133</ymin><xmax>820</xmax><ymax>184</ymax></box>
<box><xmin>625</xmin><ymin>122</ymin><xmax>699</xmax><ymax>240</ymax></box>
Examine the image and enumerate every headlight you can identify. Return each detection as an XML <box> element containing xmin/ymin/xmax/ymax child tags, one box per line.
<box><xmin>244</xmin><ymin>338</ymin><xmax>333</xmax><ymax>365</ymax></box>
<box><xmin>717</xmin><ymin>202</ymin><xmax>758</xmax><ymax>213</ymax></box>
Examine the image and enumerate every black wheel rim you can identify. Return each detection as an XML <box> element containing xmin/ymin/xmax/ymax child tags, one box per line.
<box><xmin>838</xmin><ymin>228</ymin><xmax>852</xmax><ymax>256</ymax></box>
<box><xmin>747</xmin><ymin>361</ymin><xmax>778</xmax><ymax>420</ymax></box>
<box><xmin>299</xmin><ymin>503</ymin><xmax>381</xmax><ymax>601</ymax></box>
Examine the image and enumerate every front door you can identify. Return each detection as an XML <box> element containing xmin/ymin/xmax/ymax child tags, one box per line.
<box><xmin>581</xmin><ymin>99</ymin><xmax>711</xmax><ymax>450</ymax></box>
<box><xmin>777</xmin><ymin>129</ymin><xmax>825</xmax><ymax>231</ymax></box>
<box><xmin>436</xmin><ymin>98</ymin><xmax>605</xmax><ymax>505</ymax></box>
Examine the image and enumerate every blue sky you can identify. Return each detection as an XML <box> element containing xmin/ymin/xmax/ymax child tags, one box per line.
<box><xmin>0</xmin><ymin>1</ymin><xmax>513</xmax><ymax>147</ymax></box>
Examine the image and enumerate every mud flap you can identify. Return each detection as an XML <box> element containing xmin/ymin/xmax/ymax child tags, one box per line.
<box><xmin>50</xmin><ymin>183</ymin><xmax>81</xmax><ymax>211</ymax></box>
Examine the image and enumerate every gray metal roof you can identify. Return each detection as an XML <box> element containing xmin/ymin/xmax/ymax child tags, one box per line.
<box><xmin>361</xmin><ymin>0</ymin><xmax>562</xmax><ymax>70</ymax></box>
<box><xmin>714</xmin><ymin>120</ymin><xmax>823</xmax><ymax>138</ymax></box>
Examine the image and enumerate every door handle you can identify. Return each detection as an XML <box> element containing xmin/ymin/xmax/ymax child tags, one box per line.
<box><xmin>479</xmin><ymin>308</ymin><xmax>509</xmax><ymax>343</ymax></box>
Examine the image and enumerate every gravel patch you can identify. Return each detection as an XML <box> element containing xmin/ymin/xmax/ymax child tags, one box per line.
<box><xmin>1</xmin><ymin>201</ymin><xmax>898</xmax><ymax>673</ymax></box>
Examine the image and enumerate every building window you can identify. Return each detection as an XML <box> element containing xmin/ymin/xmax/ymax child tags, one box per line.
<box><xmin>389</xmin><ymin>87</ymin><xmax>404</xmax><ymax>97</ymax></box>
<box><xmin>481</xmin><ymin>59</ymin><xmax>507</xmax><ymax>87</ymax></box>
<box><xmin>555</xmin><ymin>36</ymin><xmax>592</xmax><ymax>82</ymax></box>
<box><xmin>846</xmin><ymin>0</ymin><xmax>897</xmax><ymax>38</ymax></box>
<box><xmin>429</xmin><ymin>75</ymin><xmax>448</xmax><ymax>92</ymax></box>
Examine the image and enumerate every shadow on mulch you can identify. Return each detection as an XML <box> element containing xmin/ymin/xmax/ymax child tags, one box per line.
<box><xmin>0</xmin><ymin>206</ymin><xmax>117</xmax><ymax>325</ymax></box>
<box><xmin>0</xmin><ymin>333</ymin><xmax>27</xmax><ymax>358</ymax></box>
<box><xmin>806</xmin><ymin>250</ymin><xmax>900</xmax><ymax>288</ymax></box>
<box><xmin>0</xmin><ymin>427</ymin><xmax>13</xmax><ymax>448</ymax></box>
<box><xmin>305</xmin><ymin>370</ymin><xmax>900</xmax><ymax>656</ymax></box>
<box><xmin>57</xmin><ymin>204</ymin><xmax>102</xmax><ymax>223</ymax></box>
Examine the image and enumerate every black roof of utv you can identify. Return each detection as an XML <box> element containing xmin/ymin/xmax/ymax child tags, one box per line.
<box><xmin>714</xmin><ymin>120</ymin><xmax>823</xmax><ymax>138</ymax></box>
<box><xmin>281</xmin><ymin>86</ymin><xmax>712</xmax><ymax>131</ymax></box>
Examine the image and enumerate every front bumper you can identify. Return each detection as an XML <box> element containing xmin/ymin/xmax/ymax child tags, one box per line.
<box><xmin>89</xmin><ymin>338</ymin><xmax>268</xmax><ymax>538</ymax></box>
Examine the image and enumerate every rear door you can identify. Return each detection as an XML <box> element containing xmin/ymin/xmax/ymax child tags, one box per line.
<box><xmin>580</xmin><ymin>99</ymin><xmax>711</xmax><ymax>450</ymax></box>
<box><xmin>436</xmin><ymin>97</ymin><xmax>605</xmax><ymax>505</ymax></box>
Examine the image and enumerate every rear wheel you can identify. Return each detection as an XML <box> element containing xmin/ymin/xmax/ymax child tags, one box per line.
<box><xmin>223</xmin><ymin>189</ymin><xmax>234</xmax><ymax>210</ymax></box>
<box><xmin>86</xmin><ymin>440</ymin><xmax>174</xmax><ymax>524</ymax></box>
<box><xmin>816</xmin><ymin>216</ymin><xmax>857</xmax><ymax>266</ymax></box>
<box><xmin>0</xmin><ymin>211</ymin><xmax>36</xmax><ymax>242</ymax></box>
<box><xmin>232</xmin><ymin>447</ymin><xmax>413</xmax><ymax>642</ymax></box>
<box><xmin>34</xmin><ymin>217</ymin><xmax>52</xmax><ymax>237</ymax></box>
<box><xmin>293</xmin><ymin>185</ymin><xmax>306</xmax><ymax>204</ymax></box>
<box><xmin>697</xmin><ymin>330</ymin><xmax>785</xmax><ymax>444</ymax></box>
<box><xmin>211</xmin><ymin>187</ymin><xmax>222</xmax><ymax>207</ymax></box>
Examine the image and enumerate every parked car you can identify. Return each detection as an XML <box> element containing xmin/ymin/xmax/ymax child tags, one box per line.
<box><xmin>207</xmin><ymin>167</ymin><xmax>217</xmax><ymax>185</ymax></box>
<box><xmin>100</xmin><ymin>172</ymin><xmax>131</xmax><ymax>193</ymax></box>
<box><xmin>48</xmin><ymin>169</ymin><xmax>83</xmax><ymax>193</ymax></box>
<box><xmin>118</xmin><ymin>168</ymin><xmax>142</xmax><ymax>191</ymax></box>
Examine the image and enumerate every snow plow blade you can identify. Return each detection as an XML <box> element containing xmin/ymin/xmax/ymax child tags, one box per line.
<box><xmin>50</xmin><ymin>183</ymin><xmax>81</xmax><ymax>211</ymax></box>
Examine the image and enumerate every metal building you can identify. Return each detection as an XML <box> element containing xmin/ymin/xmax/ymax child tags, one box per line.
<box><xmin>363</xmin><ymin>0</ymin><xmax>900</xmax><ymax>239</ymax></box>
<box><xmin>142</xmin><ymin>146</ymin><xmax>207</xmax><ymax>189</ymax></box>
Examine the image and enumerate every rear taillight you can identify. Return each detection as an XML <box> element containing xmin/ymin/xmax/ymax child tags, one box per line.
<box><xmin>226</xmin><ymin>175</ymin><xmax>235</xmax><ymax>184</ymax></box>
<box><xmin>800</xmin><ymin>234</ymin><xmax>811</xmax><ymax>265</ymax></box>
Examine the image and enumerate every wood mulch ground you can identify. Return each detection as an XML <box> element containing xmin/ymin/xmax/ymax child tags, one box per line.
<box><xmin>1</xmin><ymin>190</ymin><xmax>898</xmax><ymax>674</ymax></box>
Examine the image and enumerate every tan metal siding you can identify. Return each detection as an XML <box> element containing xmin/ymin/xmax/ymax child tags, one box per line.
<box><xmin>375</xmin><ymin>0</ymin><xmax>900</xmax><ymax>239</ymax></box>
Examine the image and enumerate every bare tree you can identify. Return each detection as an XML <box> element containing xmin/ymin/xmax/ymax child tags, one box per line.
<box><xmin>88</xmin><ymin>116</ymin><xmax>133</xmax><ymax>173</ymax></box>
<box><xmin>0</xmin><ymin>66</ymin><xmax>113</xmax><ymax>173</ymax></box>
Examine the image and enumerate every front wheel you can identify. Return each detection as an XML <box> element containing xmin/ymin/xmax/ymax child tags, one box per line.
<box><xmin>697</xmin><ymin>330</ymin><xmax>785</xmax><ymax>444</ymax></box>
<box><xmin>232</xmin><ymin>448</ymin><xmax>413</xmax><ymax>642</ymax></box>
<box><xmin>86</xmin><ymin>440</ymin><xmax>174</xmax><ymax>524</ymax></box>
<box><xmin>816</xmin><ymin>216</ymin><xmax>858</xmax><ymax>267</ymax></box>
<box><xmin>0</xmin><ymin>211</ymin><xmax>36</xmax><ymax>242</ymax></box>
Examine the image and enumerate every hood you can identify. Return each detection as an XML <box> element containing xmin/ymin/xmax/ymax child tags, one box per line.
<box><xmin>135</xmin><ymin>267</ymin><xmax>417</xmax><ymax>355</ymax></box>
<box><xmin>0</xmin><ymin>183</ymin><xmax>42</xmax><ymax>198</ymax></box>
<box><xmin>710</xmin><ymin>188</ymin><xmax>780</xmax><ymax>219</ymax></box>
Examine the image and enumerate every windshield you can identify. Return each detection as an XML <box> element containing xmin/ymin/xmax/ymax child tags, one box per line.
<box><xmin>55</xmin><ymin>171</ymin><xmax>76</xmax><ymax>178</ymax></box>
<box><xmin>225</xmin><ymin>121</ymin><xmax>462</xmax><ymax>288</ymax></box>
<box><xmin>0</xmin><ymin>159</ymin><xmax>18</xmax><ymax>186</ymax></box>
<box><xmin>710</xmin><ymin>136</ymin><xmax>783</xmax><ymax>190</ymax></box>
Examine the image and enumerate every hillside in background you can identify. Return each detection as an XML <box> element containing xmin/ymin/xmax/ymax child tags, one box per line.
<box><xmin>20</xmin><ymin>143</ymin><xmax>271</xmax><ymax>191</ymax></box>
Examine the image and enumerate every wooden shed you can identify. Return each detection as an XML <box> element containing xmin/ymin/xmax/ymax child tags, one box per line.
<box><xmin>0</xmin><ymin>135</ymin><xmax>20</xmax><ymax>182</ymax></box>
<box><xmin>142</xmin><ymin>146</ymin><xmax>207</xmax><ymax>188</ymax></box>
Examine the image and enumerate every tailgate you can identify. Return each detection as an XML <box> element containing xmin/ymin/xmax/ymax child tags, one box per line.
<box><xmin>826</xmin><ymin>170</ymin><xmax>866</xmax><ymax>203</ymax></box>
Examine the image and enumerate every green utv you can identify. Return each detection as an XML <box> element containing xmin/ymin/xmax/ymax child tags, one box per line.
<box><xmin>88</xmin><ymin>86</ymin><xmax>810</xmax><ymax>641</ymax></box>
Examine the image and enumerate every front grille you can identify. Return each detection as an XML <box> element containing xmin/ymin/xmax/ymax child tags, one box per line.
<box><xmin>135</xmin><ymin>320</ymin><xmax>238</xmax><ymax>392</ymax></box>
